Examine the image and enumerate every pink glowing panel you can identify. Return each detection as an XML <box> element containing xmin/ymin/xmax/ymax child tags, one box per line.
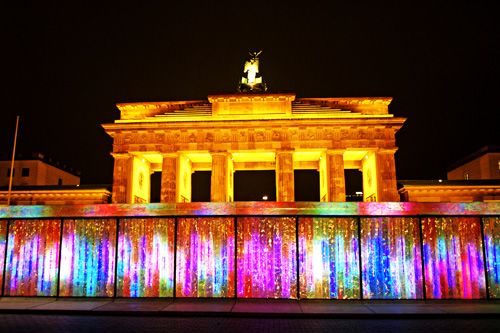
<box><xmin>4</xmin><ymin>219</ymin><xmax>61</xmax><ymax>296</ymax></box>
<box><xmin>483</xmin><ymin>217</ymin><xmax>500</xmax><ymax>299</ymax></box>
<box><xmin>117</xmin><ymin>218</ymin><xmax>175</xmax><ymax>297</ymax></box>
<box><xmin>422</xmin><ymin>217</ymin><xmax>486</xmax><ymax>299</ymax></box>
<box><xmin>0</xmin><ymin>220</ymin><xmax>6</xmax><ymax>295</ymax></box>
<box><xmin>361</xmin><ymin>217</ymin><xmax>423</xmax><ymax>299</ymax></box>
<box><xmin>298</xmin><ymin>217</ymin><xmax>360</xmax><ymax>299</ymax></box>
<box><xmin>59</xmin><ymin>219</ymin><xmax>117</xmax><ymax>297</ymax></box>
<box><xmin>237</xmin><ymin>217</ymin><xmax>297</xmax><ymax>299</ymax></box>
<box><xmin>176</xmin><ymin>217</ymin><xmax>235</xmax><ymax>297</ymax></box>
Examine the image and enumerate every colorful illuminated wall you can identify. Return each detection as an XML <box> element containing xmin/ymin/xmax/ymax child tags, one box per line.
<box><xmin>4</xmin><ymin>219</ymin><xmax>60</xmax><ymax>296</ymax></box>
<box><xmin>176</xmin><ymin>217</ymin><xmax>235</xmax><ymax>297</ymax></box>
<box><xmin>116</xmin><ymin>218</ymin><xmax>175</xmax><ymax>297</ymax></box>
<box><xmin>422</xmin><ymin>217</ymin><xmax>486</xmax><ymax>299</ymax></box>
<box><xmin>361</xmin><ymin>217</ymin><xmax>423</xmax><ymax>299</ymax></box>
<box><xmin>237</xmin><ymin>217</ymin><xmax>297</xmax><ymax>298</ymax></box>
<box><xmin>0</xmin><ymin>220</ymin><xmax>6</xmax><ymax>296</ymax></box>
<box><xmin>298</xmin><ymin>217</ymin><xmax>359</xmax><ymax>299</ymax></box>
<box><xmin>0</xmin><ymin>204</ymin><xmax>498</xmax><ymax>300</ymax></box>
<box><xmin>59</xmin><ymin>219</ymin><xmax>117</xmax><ymax>297</ymax></box>
<box><xmin>483</xmin><ymin>217</ymin><xmax>500</xmax><ymax>299</ymax></box>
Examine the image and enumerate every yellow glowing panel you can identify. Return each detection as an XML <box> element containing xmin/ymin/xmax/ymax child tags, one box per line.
<box><xmin>184</xmin><ymin>152</ymin><xmax>212</xmax><ymax>163</ymax></box>
<box><xmin>343</xmin><ymin>150</ymin><xmax>368</xmax><ymax>161</ymax></box>
<box><xmin>140</xmin><ymin>153</ymin><xmax>163</xmax><ymax>164</ymax></box>
<box><xmin>294</xmin><ymin>150</ymin><xmax>323</xmax><ymax>162</ymax></box>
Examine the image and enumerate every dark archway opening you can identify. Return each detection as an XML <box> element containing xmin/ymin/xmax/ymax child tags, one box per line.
<box><xmin>294</xmin><ymin>170</ymin><xmax>320</xmax><ymax>201</ymax></box>
<box><xmin>345</xmin><ymin>169</ymin><xmax>363</xmax><ymax>202</ymax></box>
<box><xmin>150</xmin><ymin>171</ymin><xmax>162</xmax><ymax>203</ymax></box>
<box><xmin>191</xmin><ymin>171</ymin><xmax>211</xmax><ymax>202</ymax></box>
<box><xmin>234</xmin><ymin>170</ymin><xmax>276</xmax><ymax>201</ymax></box>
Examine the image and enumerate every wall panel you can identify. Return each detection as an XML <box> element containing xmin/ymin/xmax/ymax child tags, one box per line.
<box><xmin>176</xmin><ymin>217</ymin><xmax>235</xmax><ymax>297</ymax></box>
<box><xmin>361</xmin><ymin>217</ymin><xmax>423</xmax><ymax>299</ymax></box>
<box><xmin>4</xmin><ymin>219</ymin><xmax>60</xmax><ymax>296</ymax></box>
<box><xmin>59</xmin><ymin>219</ymin><xmax>117</xmax><ymax>297</ymax></box>
<box><xmin>298</xmin><ymin>217</ymin><xmax>359</xmax><ymax>299</ymax></box>
<box><xmin>422</xmin><ymin>217</ymin><xmax>486</xmax><ymax>299</ymax></box>
<box><xmin>483</xmin><ymin>217</ymin><xmax>500</xmax><ymax>299</ymax></box>
<box><xmin>237</xmin><ymin>217</ymin><xmax>297</xmax><ymax>298</ymax></box>
<box><xmin>0</xmin><ymin>220</ymin><xmax>6</xmax><ymax>296</ymax></box>
<box><xmin>116</xmin><ymin>218</ymin><xmax>175</xmax><ymax>297</ymax></box>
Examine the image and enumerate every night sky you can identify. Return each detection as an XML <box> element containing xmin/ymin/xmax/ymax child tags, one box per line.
<box><xmin>2</xmin><ymin>2</ymin><xmax>498</xmax><ymax>185</ymax></box>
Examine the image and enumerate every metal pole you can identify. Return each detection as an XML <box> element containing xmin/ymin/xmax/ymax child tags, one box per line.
<box><xmin>7</xmin><ymin>116</ymin><xmax>20</xmax><ymax>206</ymax></box>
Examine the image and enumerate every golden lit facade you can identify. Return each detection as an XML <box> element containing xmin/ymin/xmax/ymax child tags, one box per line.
<box><xmin>103</xmin><ymin>93</ymin><xmax>405</xmax><ymax>203</ymax></box>
<box><xmin>0</xmin><ymin>186</ymin><xmax>111</xmax><ymax>205</ymax></box>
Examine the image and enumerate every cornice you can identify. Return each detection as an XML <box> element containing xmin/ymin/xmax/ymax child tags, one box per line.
<box><xmin>298</xmin><ymin>97</ymin><xmax>392</xmax><ymax>106</ymax></box>
<box><xmin>102</xmin><ymin>116</ymin><xmax>407</xmax><ymax>133</ymax></box>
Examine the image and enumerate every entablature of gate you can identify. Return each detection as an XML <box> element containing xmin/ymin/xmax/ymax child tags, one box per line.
<box><xmin>104</xmin><ymin>118</ymin><xmax>404</xmax><ymax>154</ymax></box>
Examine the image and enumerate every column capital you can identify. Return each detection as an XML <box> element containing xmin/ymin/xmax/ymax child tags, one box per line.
<box><xmin>326</xmin><ymin>149</ymin><xmax>345</xmax><ymax>155</ymax></box>
<box><xmin>377</xmin><ymin>148</ymin><xmax>398</xmax><ymax>154</ymax></box>
<box><xmin>275</xmin><ymin>148</ymin><xmax>295</xmax><ymax>155</ymax></box>
<box><xmin>111</xmin><ymin>152</ymin><xmax>131</xmax><ymax>159</ymax></box>
<box><xmin>210</xmin><ymin>150</ymin><xmax>231</xmax><ymax>157</ymax></box>
<box><xmin>161</xmin><ymin>152</ymin><xmax>178</xmax><ymax>158</ymax></box>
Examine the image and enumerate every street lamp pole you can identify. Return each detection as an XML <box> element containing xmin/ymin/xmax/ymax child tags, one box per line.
<box><xmin>7</xmin><ymin>116</ymin><xmax>20</xmax><ymax>206</ymax></box>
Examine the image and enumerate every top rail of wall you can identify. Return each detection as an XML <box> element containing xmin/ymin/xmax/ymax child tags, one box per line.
<box><xmin>0</xmin><ymin>202</ymin><xmax>499</xmax><ymax>219</ymax></box>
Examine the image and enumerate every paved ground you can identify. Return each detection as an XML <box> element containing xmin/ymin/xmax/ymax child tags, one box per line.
<box><xmin>0</xmin><ymin>298</ymin><xmax>499</xmax><ymax>318</ymax></box>
<box><xmin>0</xmin><ymin>315</ymin><xmax>499</xmax><ymax>333</ymax></box>
<box><xmin>1</xmin><ymin>298</ymin><xmax>499</xmax><ymax>333</ymax></box>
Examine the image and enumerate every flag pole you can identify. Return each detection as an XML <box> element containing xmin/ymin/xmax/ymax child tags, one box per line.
<box><xmin>7</xmin><ymin>116</ymin><xmax>20</xmax><ymax>206</ymax></box>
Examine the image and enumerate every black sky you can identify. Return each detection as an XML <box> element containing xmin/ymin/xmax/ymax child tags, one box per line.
<box><xmin>2</xmin><ymin>1</ymin><xmax>498</xmax><ymax>184</ymax></box>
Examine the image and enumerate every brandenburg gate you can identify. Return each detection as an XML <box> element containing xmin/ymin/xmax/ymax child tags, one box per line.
<box><xmin>103</xmin><ymin>53</ymin><xmax>405</xmax><ymax>203</ymax></box>
<box><xmin>103</xmin><ymin>93</ymin><xmax>405</xmax><ymax>203</ymax></box>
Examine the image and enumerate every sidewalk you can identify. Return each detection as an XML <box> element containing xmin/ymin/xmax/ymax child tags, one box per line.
<box><xmin>0</xmin><ymin>298</ymin><xmax>499</xmax><ymax>318</ymax></box>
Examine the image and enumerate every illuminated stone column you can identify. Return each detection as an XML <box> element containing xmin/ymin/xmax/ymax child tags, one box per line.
<box><xmin>129</xmin><ymin>155</ymin><xmax>152</xmax><ymax>203</ymax></box>
<box><xmin>326</xmin><ymin>150</ymin><xmax>346</xmax><ymax>202</ymax></box>
<box><xmin>375</xmin><ymin>149</ymin><xmax>399</xmax><ymax>202</ymax></box>
<box><xmin>210</xmin><ymin>151</ymin><xmax>232</xmax><ymax>202</ymax></box>
<box><xmin>319</xmin><ymin>151</ymin><xmax>328</xmax><ymax>201</ymax></box>
<box><xmin>276</xmin><ymin>149</ymin><xmax>294</xmax><ymax>202</ymax></box>
<box><xmin>177</xmin><ymin>154</ymin><xmax>192</xmax><ymax>202</ymax></box>
<box><xmin>362</xmin><ymin>151</ymin><xmax>378</xmax><ymax>202</ymax></box>
<box><xmin>160</xmin><ymin>153</ymin><xmax>178</xmax><ymax>203</ymax></box>
<box><xmin>111</xmin><ymin>153</ymin><xmax>131</xmax><ymax>203</ymax></box>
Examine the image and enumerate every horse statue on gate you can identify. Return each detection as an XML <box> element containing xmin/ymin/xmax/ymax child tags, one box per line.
<box><xmin>238</xmin><ymin>50</ymin><xmax>267</xmax><ymax>93</ymax></box>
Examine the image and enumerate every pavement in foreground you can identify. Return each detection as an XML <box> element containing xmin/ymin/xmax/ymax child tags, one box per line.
<box><xmin>1</xmin><ymin>315</ymin><xmax>500</xmax><ymax>333</ymax></box>
<box><xmin>0</xmin><ymin>298</ymin><xmax>499</xmax><ymax>318</ymax></box>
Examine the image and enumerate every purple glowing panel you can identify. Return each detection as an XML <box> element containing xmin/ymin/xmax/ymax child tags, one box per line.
<box><xmin>4</xmin><ymin>219</ymin><xmax>61</xmax><ymax>296</ymax></box>
<box><xmin>59</xmin><ymin>219</ymin><xmax>117</xmax><ymax>297</ymax></box>
<box><xmin>116</xmin><ymin>218</ymin><xmax>175</xmax><ymax>297</ymax></box>
<box><xmin>0</xmin><ymin>220</ymin><xmax>6</xmax><ymax>295</ymax></box>
<box><xmin>483</xmin><ymin>217</ymin><xmax>500</xmax><ymax>299</ymax></box>
<box><xmin>422</xmin><ymin>217</ymin><xmax>486</xmax><ymax>299</ymax></box>
<box><xmin>237</xmin><ymin>217</ymin><xmax>297</xmax><ymax>299</ymax></box>
<box><xmin>176</xmin><ymin>217</ymin><xmax>235</xmax><ymax>297</ymax></box>
<box><xmin>361</xmin><ymin>217</ymin><xmax>423</xmax><ymax>299</ymax></box>
<box><xmin>298</xmin><ymin>217</ymin><xmax>360</xmax><ymax>299</ymax></box>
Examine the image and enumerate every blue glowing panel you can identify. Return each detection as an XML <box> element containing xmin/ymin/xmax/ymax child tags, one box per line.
<box><xmin>59</xmin><ymin>219</ymin><xmax>117</xmax><ymax>297</ymax></box>
<box><xmin>361</xmin><ymin>217</ymin><xmax>423</xmax><ymax>299</ymax></box>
